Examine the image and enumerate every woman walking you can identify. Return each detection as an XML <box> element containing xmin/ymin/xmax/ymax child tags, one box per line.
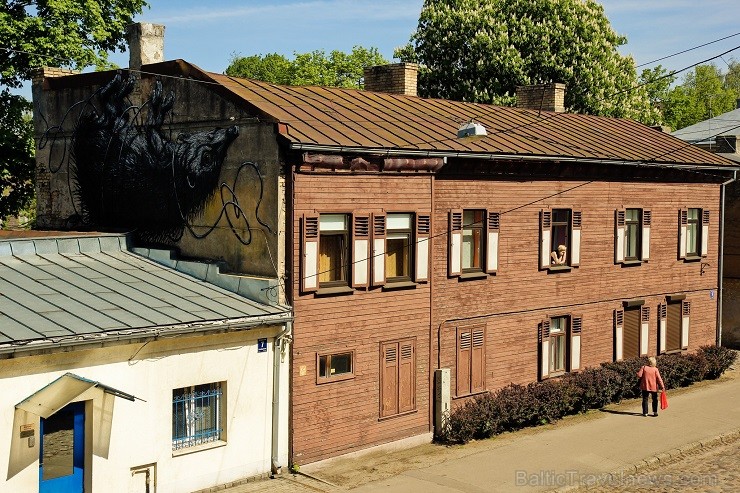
<box><xmin>637</xmin><ymin>356</ymin><xmax>665</xmax><ymax>417</ymax></box>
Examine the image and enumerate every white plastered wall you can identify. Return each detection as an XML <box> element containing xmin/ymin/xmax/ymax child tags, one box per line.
<box><xmin>0</xmin><ymin>327</ymin><xmax>286</xmax><ymax>493</ymax></box>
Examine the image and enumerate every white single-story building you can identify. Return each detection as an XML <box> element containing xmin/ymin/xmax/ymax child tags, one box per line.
<box><xmin>0</xmin><ymin>232</ymin><xmax>292</xmax><ymax>493</ymax></box>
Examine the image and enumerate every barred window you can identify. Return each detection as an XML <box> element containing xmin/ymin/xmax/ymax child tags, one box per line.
<box><xmin>172</xmin><ymin>382</ymin><xmax>224</xmax><ymax>451</ymax></box>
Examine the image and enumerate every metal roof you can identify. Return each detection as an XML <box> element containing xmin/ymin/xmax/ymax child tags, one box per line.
<box><xmin>192</xmin><ymin>66</ymin><xmax>733</xmax><ymax>167</ymax></box>
<box><xmin>45</xmin><ymin>60</ymin><xmax>737</xmax><ymax>168</ymax></box>
<box><xmin>0</xmin><ymin>233</ymin><xmax>290</xmax><ymax>352</ymax></box>
<box><xmin>671</xmin><ymin>107</ymin><xmax>740</xmax><ymax>145</ymax></box>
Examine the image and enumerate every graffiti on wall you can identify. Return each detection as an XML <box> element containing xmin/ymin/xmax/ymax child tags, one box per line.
<box><xmin>39</xmin><ymin>72</ymin><xmax>273</xmax><ymax>245</ymax></box>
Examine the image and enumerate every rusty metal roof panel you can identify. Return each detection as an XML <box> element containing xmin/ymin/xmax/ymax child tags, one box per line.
<box><xmin>197</xmin><ymin>66</ymin><xmax>735</xmax><ymax>167</ymax></box>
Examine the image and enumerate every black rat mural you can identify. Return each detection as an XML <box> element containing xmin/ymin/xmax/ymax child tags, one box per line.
<box><xmin>39</xmin><ymin>72</ymin><xmax>273</xmax><ymax>245</ymax></box>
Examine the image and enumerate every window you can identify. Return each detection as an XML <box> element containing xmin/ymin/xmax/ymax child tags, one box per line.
<box><xmin>539</xmin><ymin>315</ymin><xmax>582</xmax><ymax>379</ymax></box>
<box><xmin>318</xmin><ymin>214</ymin><xmax>349</xmax><ymax>286</ymax></box>
<box><xmin>172</xmin><ymin>382</ymin><xmax>223</xmax><ymax>451</ymax></box>
<box><xmin>540</xmin><ymin>209</ymin><xmax>581</xmax><ymax>269</ymax></box>
<box><xmin>372</xmin><ymin>212</ymin><xmax>431</xmax><ymax>286</ymax></box>
<box><xmin>665</xmin><ymin>300</ymin><xmax>690</xmax><ymax>351</ymax></box>
<box><xmin>380</xmin><ymin>339</ymin><xmax>416</xmax><ymax>417</ymax></box>
<box><xmin>386</xmin><ymin>213</ymin><xmax>413</xmax><ymax>282</ymax></box>
<box><xmin>624</xmin><ymin>209</ymin><xmax>640</xmax><ymax>260</ymax></box>
<box><xmin>456</xmin><ymin>326</ymin><xmax>485</xmax><ymax>396</ymax></box>
<box><xmin>317</xmin><ymin>351</ymin><xmax>354</xmax><ymax>383</ymax></box>
<box><xmin>679</xmin><ymin>208</ymin><xmax>709</xmax><ymax>260</ymax></box>
<box><xmin>614</xmin><ymin>306</ymin><xmax>650</xmax><ymax>361</ymax></box>
<box><xmin>449</xmin><ymin>209</ymin><xmax>500</xmax><ymax>277</ymax></box>
<box><xmin>549</xmin><ymin>317</ymin><xmax>567</xmax><ymax>374</ymax></box>
<box><xmin>462</xmin><ymin>210</ymin><xmax>484</xmax><ymax>271</ymax></box>
<box><xmin>615</xmin><ymin>208</ymin><xmax>651</xmax><ymax>264</ymax></box>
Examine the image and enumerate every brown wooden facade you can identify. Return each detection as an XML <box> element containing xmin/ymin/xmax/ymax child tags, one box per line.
<box><xmin>289</xmin><ymin>160</ymin><xmax>724</xmax><ymax>464</ymax></box>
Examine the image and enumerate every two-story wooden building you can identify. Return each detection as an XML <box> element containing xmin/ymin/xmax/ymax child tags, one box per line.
<box><xmin>30</xmin><ymin>25</ymin><xmax>738</xmax><ymax>476</ymax></box>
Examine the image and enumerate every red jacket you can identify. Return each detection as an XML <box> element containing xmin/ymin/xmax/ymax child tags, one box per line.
<box><xmin>637</xmin><ymin>365</ymin><xmax>664</xmax><ymax>392</ymax></box>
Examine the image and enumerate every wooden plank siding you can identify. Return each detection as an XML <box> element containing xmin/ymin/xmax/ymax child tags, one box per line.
<box><xmin>432</xmin><ymin>178</ymin><xmax>720</xmax><ymax>403</ymax></box>
<box><xmin>290</xmin><ymin>169</ymin><xmax>721</xmax><ymax>465</ymax></box>
<box><xmin>291</xmin><ymin>173</ymin><xmax>433</xmax><ymax>464</ymax></box>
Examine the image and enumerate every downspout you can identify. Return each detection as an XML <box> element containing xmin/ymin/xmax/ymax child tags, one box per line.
<box><xmin>428</xmin><ymin>172</ymin><xmax>435</xmax><ymax>434</ymax></box>
<box><xmin>718</xmin><ymin>171</ymin><xmax>737</xmax><ymax>346</ymax></box>
<box><xmin>271</xmin><ymin>321</ymin><xmax>292</xmax><ymax>475</ymax></box>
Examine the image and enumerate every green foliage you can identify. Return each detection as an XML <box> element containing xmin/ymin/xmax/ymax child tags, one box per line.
<box><xmin>397</xmin><ymin>0</ymin><xmax>658</xmax><ymax>122</ymax></box>
<box><xmin>660</xmin><ymin>62</ymin><xmax>740</xmax><ymax>131</ymax></box>
<box><xmin>0</xmin><ymin>0</ymin><xmax>147</xmax><ymax>220</ymax></box>
<box><xmin>0</xmin><ymin>91</ymin><xmax>35</xmax><ymax>225</ymax></box>
<box><xmin>437</xmin><ymin>346</ymin><xmax>736</xmax><ymax>445</ymax></box>
<box><xmin>225</xmin><ymin>46</ymin><xmax>388</xmax><ymax>88</ymax></box>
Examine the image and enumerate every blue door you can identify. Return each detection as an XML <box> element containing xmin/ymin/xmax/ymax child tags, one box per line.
<box><xmin>40</xmin><ymin>401</ymin><xmax>85</xmax><ymax>493</ymax></box>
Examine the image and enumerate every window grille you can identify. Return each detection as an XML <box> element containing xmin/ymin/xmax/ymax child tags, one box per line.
<box><xmin>172</xmin><ymin>383</ymin><xmax>223</xmax><ymax>450</ymax></box>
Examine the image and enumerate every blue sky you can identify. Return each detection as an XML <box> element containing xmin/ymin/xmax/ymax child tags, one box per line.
<box><xmin>13</xmin><ymin>0</ymin><xmax>740</xmax><ymax>97</ymax></box>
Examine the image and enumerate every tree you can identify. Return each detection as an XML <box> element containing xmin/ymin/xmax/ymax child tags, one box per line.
<box><xmin>225</xmin><ymin>47</ymin><xmax>388</xmax><ymax>89</ymax></box>
<box><xmin>396</xmin><ymin>0</ymin><xmax>658</xmax><ymax>122</ymax></box>
<box><xmin>0</xmin><ymin>91</ymin><xmax>34</xmax><ymax>227</ymax></box>
<box><xmin>0</xmin><ymin>0</ymin><xmax>148</xmax><ymax>224</ymax></box>
<box><xmin>660</xmin><ymin>62</ymin><xmax>740</xmax><ymax>131</ymax></box>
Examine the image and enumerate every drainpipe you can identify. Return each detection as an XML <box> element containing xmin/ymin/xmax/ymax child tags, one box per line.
<box><xmin>718</xmin><ymin>171</ymin><xmax>737</xmax><ymax>346</ymax></box>
<box><xmin>271</xmin><ymin>320</ymin><xmax>292</xmax><ymax>475</ymax></box>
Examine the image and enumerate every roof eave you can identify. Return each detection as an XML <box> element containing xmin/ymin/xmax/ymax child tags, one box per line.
<box><xmin>288</xmin><ymin>142</ymin><xmax>740</xmax><ymax>171</ymax></box>
<box><xmin>0</xmin><ymin>311</ymin><xmax>293</xmax><ymax>357</ymax></box>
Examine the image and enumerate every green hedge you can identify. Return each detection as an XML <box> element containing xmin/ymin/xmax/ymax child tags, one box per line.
<box><xmin>437</xmin><ymin>346</ymin><xmax>737</xmax><ymax>444</ymax></box>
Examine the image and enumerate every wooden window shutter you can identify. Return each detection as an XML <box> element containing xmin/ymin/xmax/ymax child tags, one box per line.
<box><xmin>639</xmin><ymin>306</ymin><xmax>650</xmax><ymax>357</ymax></box>
<box><xmin>681</xmin><ymin>300</ymin><xmax>691</xmax><ymax>349</ymax></box>
<box><xmin>471</xmin><ymin>328</ymin><xmax>486</xmax><ymax>393</ymax></box>
<box><xmin>540</xmin><ymin>210</ymin><xmax>552</xmax><ymax>270</ymax></box>
<box><xmin>456</xmin><ymin>329</ymin><xmax>472</xmax><ymax>395</ymax></box>
<box><xmin>352</xmin><ymin>214</ymin><xmax>370</xmax><ymax>288</ymax></box>
<box><xmin>539</xmin><ymin>320</ymin><xmax>550</xmax><ymax>380</ymax></box>
<box><xmin>615</xmin><ymin>209</ymin><xmax>626</xmax><ymax>264</ymax></box>
<box><xmin>701</xmin><ymin>210</ymin><xmax>710</xmax><ymax>257</ymax></box>
<box><xmin>570</xmin><ymin>316</ymin><xmax>582</xmax><ymax>372</ymax></box>
<box><xmin>571</xmin><ymin>210</ymin><xmax>582</xmax><ymax>267</ymax></box>
<box><xmin>301</xmin><ymin>214</ymin><xmax>320</xmax><ymax>292</ymax></box>
<box><xmin>485</xmin><ymin>211</ymin><xmax>500</xmax><ymax>274</ymax></box>
<box><xmin>380</xmin><ymin>342</ymin><xmax>398</xmax><ymax>417</ymax></box>
<box><xmin>614</xmin><ymin>309</ymin><xmax>624</xmax><ymax>362</ymax></box>
<box><xmin>415</xmin><ymin>213</ymin><xmax>431</xmax><ymax>282</ymax></box>
<box><xmin>398</xmin><ymin>340</ymin><xmax>416</xmax><ymax>412</ymax></box>
<box><xmin>641</xmin><ymin>209</ymin><xmax>651</xmax><ymax>261</ymax></box>
<box><xmin>679</xmin><ymin>209</ymin><xmax>688</xmax><ymax>259</ymax></box>
<box><xmin>449</xmin><ymin>210</ymin><xmax>463</xmax><ymax>276</ymax></box>
<box><xmin>372</xmin><ymin>213</ymin><xmax>387</xmax><ymax>286</ymax></box>
<box><xmin>658</xmin><ymin>304</ymin><xmax>667</xmax><ymax>354</ymax></box>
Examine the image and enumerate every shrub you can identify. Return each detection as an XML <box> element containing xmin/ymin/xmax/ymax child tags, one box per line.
<box><xmin>436</xmin><ymin>346</ymin><xmax>735</xmax><ymax>445</ymax></box>
<box><xmin>600</xmin><ymin>358</ymin><xmax>647</xmax><ymax>401</ymax></box>
<box><xmin>657</xmin><ymin>353</ymin><xmax>705</xmax><ymax>389</ymax></box>
<box><xmin>567</xmin><ymin>367</ymin><xmax>622</xmax><ymax>412</ymax></box>
<box><xmin>699</xmin><ymin>345</ymin><xmax>737</xmax><ymax>379</ymax></box>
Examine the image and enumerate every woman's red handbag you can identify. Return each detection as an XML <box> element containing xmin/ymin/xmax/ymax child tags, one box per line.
<box><xmin>660</xmin><ymin>391</ymin><xmax>668</xmax><ymax>410</ymax></box>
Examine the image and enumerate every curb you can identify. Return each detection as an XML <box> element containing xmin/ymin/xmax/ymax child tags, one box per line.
<box><xmin>552</xmin><ymin>428</ymin><xmax>740</xmax><ymax>492</ymax></box>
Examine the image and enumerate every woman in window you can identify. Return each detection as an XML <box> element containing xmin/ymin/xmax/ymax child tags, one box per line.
<box><xmin>550</xmin><ymin>244</ymin><xmax>567</xmax><ymax>265</ymax></box>
<box><xmin>637</xmin><ymin>356</ymin><xmax>665</xmax><ymax>417</ymax></box>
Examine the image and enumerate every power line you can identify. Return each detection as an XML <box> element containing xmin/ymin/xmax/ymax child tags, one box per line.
<box><xmin>636</xmin><ymin>31</ymin><xmax>740</xmax><ymax>68</ymax></box>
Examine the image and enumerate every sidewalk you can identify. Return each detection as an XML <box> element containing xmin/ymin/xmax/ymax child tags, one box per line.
<box><xmin>221</xmin><ymin>363</ymin><xmax>740</xmax><ymax>493</ymax></box>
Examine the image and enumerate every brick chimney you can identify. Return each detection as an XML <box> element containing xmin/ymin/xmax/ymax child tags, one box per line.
<box><xmin>516</xmin><ymin>83</ymin><xmax>566</xmax><ymax>113</ymax></box>
<box><xmin>364</xmin><ymin>63</ymin><xmax>418</xmax><ymax>96</ymax></box>
<box><xmin>126</xmin><ymin>22</ymin><xmax>165</xmax><ymax>71</ymax></box>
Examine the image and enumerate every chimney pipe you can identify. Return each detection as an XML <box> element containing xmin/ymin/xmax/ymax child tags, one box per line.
<box><xmin>126</xmin><ymin>22</ymin><xmax>165</xmax><ymax>71</ymax></box>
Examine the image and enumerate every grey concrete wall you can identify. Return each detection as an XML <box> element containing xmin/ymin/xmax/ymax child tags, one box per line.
<box><xmin>32</xmin><ymin>70</ymin><xmax>282</xmax><ymax>278</ymax></box>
